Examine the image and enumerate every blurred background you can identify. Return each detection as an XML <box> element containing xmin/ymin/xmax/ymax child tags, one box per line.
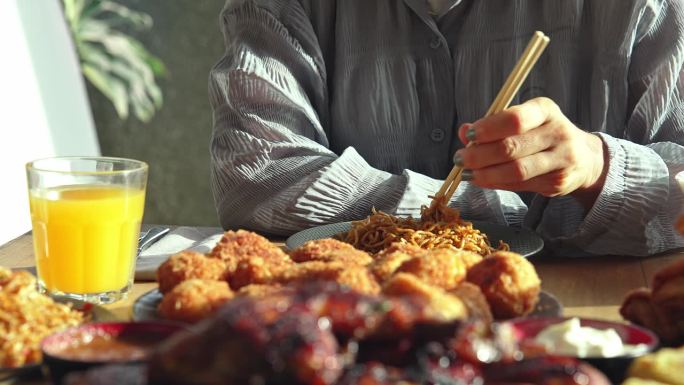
<box><xmin>1</xmin><ymin>0</ymin><xmax>225</xmax><ymax>244</ymax></box>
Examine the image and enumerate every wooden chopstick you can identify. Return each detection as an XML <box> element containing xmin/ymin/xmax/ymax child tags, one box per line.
<box><xmin>432</xmin><ymin>31</ymin><xmax>550</xmax><ymax>206</ymax></box>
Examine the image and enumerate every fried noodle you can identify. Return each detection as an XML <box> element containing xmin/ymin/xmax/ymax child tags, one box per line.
<box><xmin>0</xmin><ymin>267</ymin><xmax>84</xmax><ymax>368</ymax></box>
<box><xmin>340</xmin><ymin>197</ymin><xmax>509</xmax><ymax>255</ymax></box>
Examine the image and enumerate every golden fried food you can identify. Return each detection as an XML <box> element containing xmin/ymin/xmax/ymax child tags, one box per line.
<box><xmin>229</xmin><ymin>256</ymin><xmax>293</xmax><ymax>290</ymax></box>
<box><xmin>396</xmin><ymin>248</ymin><xmax>467</xmax><ymax>290</ymax></box>
<box><xmin>156</xmin><ymin>251</ymin><xmax>227</xmax><ymax>294</ymax></box>
<box><xmin>626</xmin><ymin>346</ymin><xmax>684</xmax><ymax>385</ymax></box>
<box><xmin>208</xmin><ymin>230</ymin><xmax>290</xmax><ymax>273</ymax></box>
<box><xmin>620</xmin><ymin>288</ymin><xmax>682</xmax><ymax>344</ymax></box>
<box><xmin>458</xmin><ymin>251</ymin><xmax>484</xmax><ymax>270</ymax></box>
<box><xmin>158</xmin><ymin>279</ymin><xmax>234</xmax><ymax>323</ymax></box>
<box><xmin>370</xmin><ymin>243</ymin><xmax>426</xmax><ymax>282</ymax></box>
<box><xmin>236</xmin><ymin>284</ymin><xmax>285</xmax><ymax>298</ymax></box>
<box><xmin>466</xmin><ymin>251</ymin><xmax>540</xmax><ymax>319</ymax></box>
<box><xmin>382</xmin><ymin>273</ymin><xmax>468</xmax><ymax>321</ymax></box>
<box><xmin>0</xmin><ymin>267</ymin><xmax>83</xmax><ymax>367</ymax></box>
<box><xmin>449</xmin><ymin>282</ymin><xmax>493</xmax><ymax>326</ymax></box>
<box><xmin>280</xmin><ymin>261</ymin><xmax>381</xmax><ymax>295</ymax></box>
<box><xmin>290</xmin><ymin>239</ymin><xmax>373</xmax><ymax>266</ymax></box>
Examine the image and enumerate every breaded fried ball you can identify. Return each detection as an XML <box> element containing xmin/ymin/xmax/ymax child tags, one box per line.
<box><xmin>370</xmin><ymin>243</ymin><xmax>427</xmax><ymax>282</ymax></box>
<box><xmin>228</xmin><ymin>256</ymin><xmax>293</xmax><ymax>290</ymax></box>
<box><xmin>208</xmin><ymin>230</ymin><xmax>290</xmax><ymax>273</ymax></box>
<box><xmin>383</xmin><ymin>273</ymin><xmax>468</xmax><ymax>321</ymax></box>
<box><xmin>396</xmin><ymin>248</ymin><xmax>467</xmax><ymax>290</ymax></box>
<box><xmin>290</xmin><ymin>239</ymin><xmax>373</xmax><ymax>266</ymax></box>
<box><xmin>280</xmin><ymin>261</ymin><xmax>381</xmax><ymax>295</ymax></box>
<box><xmin>156</xmin><ymin>251</ymin><xmax>227</xmax><ymax>294</ymax></box>
<box><xmin>449</xmin><ymin>282</ymin><xmax>493</xmax><ymax>326</ymax></box>
<box><xmin>466</xmin><ymin>251</ymin><xmax>540</xmax><ymax>319</ymax></box>
<box><xmin>236</xmin><ymin>284</ymin><xmax>284</xmax><ymax>298</ymax></box>
<box><xmin>457</xmin><ymin>250</ymin><xmax>484</xmax><ymax>270</ymax></box>
<box><xmin>158</xmin><ymin>279</ymin><xmax>233</xmax><ymax>323</ymax></box>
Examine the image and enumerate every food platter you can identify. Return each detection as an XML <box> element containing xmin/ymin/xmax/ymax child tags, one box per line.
<box><xmin>131</xmin><ymin>288</ymin><xmax>562</xmax><ymax>323</ymax></box>
<box><xmin>0</xmin><ymin>297</ymin><xmax>117</xmax><ymax>381</ymax></box>
<box><xmin>286</xmin><ymin>220</ymin><xmax>545</xmax><ymax>258</ymax></box>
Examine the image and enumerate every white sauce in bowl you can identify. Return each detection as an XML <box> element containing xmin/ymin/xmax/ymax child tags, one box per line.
<box><xmin>534</xmin><ymin>318</ymin><xmax>649</xmax><ymax>358</ymax></box>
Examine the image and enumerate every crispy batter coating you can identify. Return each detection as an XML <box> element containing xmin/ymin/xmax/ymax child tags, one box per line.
<box><xmin>280</xmin><ymin>261</ymin><xmax>381</xmax><ymax>295</ymax></box>
<box><xmin>370</xmin><ymin>243</ymin><xmax>427</xmax><ymax>282</ymax></box>
<box><xmin>158</xmin><ymin>279</ymin><xmax>233</xmax><ymax>323</ymax></box>
<box><xmin>208</xmin><ymin>230</ymin><xmax>290</xmax><ymax>273</ymax></box>
<box><xmin>449</xmin><ymin>282</ymin><xmax>493</xmax><ymax>326</ymax></box>
<box><xmin>156</xmin><ymin>251</ymin><xmax>227</xmax><ymax>294</ymax></box>
<box><xmin>382</xmin><ymin>273</ymin><xmax>468</xmax><ymax>322</ymax></box>
<box><xmin>396</xmin><ymin>248</ymin><xmax>467</xmax><ymax>290</ymax></box>
<box><xmin>236</xmin><ymin>284</ymin><xmax>285</xmax><ymax>298</ymax></box>
<box><xmin>458</xmin><ymin>251</ymin><xmax>484</xmax><ymax>270</ymax></box>
<box><xmin>466</xmin><ymin>251</ymin><xmax>540</xmax><ymax>319</ymax></box>
<box><xmin>290</xmin><ymin>239</ymin><xmax>373</xmax><ymax>266</ymax></box>
<box><xmin>228</xmin><ymin>256</ymin><xmax>293</xmax><ymax>290</ymax></box>
<box><xmin>627</xmin><ymin>346</ymin><xmax>684</xmax><ymax>385</ymax></box>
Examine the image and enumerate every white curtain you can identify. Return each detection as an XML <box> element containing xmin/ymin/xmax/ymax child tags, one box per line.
<box><xmin>0</xmin><ymin>0</ymin><xmax>100</xmax><ymax>245</ymax></box>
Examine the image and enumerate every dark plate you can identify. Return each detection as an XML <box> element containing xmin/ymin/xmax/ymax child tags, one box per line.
<box><xmin>132</xmin><ymin>288</ymin><xmax>562</xmax><ymax>322</ymax></box>
<box><xmin>0</xmin><ymin>297</ymin><xmax>118</xmax><ymax>381</ymax></box>
<box><xmin>286</xmin><ymin>220</ymin><xmax>544</xmax><ymax>258</ymax></box>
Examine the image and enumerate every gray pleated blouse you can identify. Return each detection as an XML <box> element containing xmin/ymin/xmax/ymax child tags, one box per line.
<box><xmin>208</xmin><ymin>0</ymin><xmax>684</xmax><ymax>256</ymax></box>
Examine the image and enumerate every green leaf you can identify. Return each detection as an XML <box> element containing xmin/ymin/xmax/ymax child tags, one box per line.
<box><xmin>61</xmin><ymin>0</ymin><xmax>165</xmax><ymax>123</ymax></box>
<box><xmin>82</xmin><ymin>63</ymin><xmax>129</xmax><ymax>119</ymax></box>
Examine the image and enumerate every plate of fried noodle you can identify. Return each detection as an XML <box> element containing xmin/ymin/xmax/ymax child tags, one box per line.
<box><xmin>0</xmin><ymin>267</ymin><xmax>117</xmax><ymax>380</ymax></box>
<box><xmin>287</xmin><ymin>199</ymin><xmax>544</xmax><ymax>257</ymax></box>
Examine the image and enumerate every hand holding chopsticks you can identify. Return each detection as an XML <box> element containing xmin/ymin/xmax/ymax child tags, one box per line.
<box><xmin>432</xmin><ymin>31</ymin><xmax>550</xmax><ymax>206</ymax></box>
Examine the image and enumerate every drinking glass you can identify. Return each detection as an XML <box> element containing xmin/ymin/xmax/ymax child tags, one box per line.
<box><xmin>26</xmin><ymin>157</ymin><xmax>148</xmax><ymax>304</ymax></box>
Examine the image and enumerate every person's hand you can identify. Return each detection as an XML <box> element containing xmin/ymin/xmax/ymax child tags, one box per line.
<box><xmin>453</xmin><ymin>97</ymin><xmax>608</xmax><ymax>207</ymax></box>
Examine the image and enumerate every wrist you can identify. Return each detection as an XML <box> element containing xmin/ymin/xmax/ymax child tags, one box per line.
<box><xmin>572</xmin><ymin>133</ymin><xmax>609</xmax><ymax>208</ymax></box>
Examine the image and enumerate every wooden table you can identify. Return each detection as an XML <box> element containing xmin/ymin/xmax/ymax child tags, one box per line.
<box><xmin>1</xmin><ymin>226</ymin><xmax>683</xmax><ymax>384</ymax></box>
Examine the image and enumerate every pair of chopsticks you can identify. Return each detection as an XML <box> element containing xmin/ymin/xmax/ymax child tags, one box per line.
<box><xmin>432</xmin><ymin>31</ymin><xmax>550</xmax><ymax>206</ymax></box>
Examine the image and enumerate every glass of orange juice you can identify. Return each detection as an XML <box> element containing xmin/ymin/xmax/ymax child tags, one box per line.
<box><xmin>26</xmin><ymin>157</ymin><xmax>148</xmax><ymax>304</ymax></box>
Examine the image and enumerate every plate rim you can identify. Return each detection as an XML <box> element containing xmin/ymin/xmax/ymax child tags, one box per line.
<box><xmin>285</xmin><ymin>220</ymin><xmax>544</xmax><ymax>257</ymax></box>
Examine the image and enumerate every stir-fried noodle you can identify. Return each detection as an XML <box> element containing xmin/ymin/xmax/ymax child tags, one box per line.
<box><xmin>340</xmin><ymin>197</ymin><xmax>509</xmax><ymax>255</ymax></box>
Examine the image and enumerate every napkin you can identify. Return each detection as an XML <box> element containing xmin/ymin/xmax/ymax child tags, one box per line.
<box><xmin>135</xmin><ymin>227</ymin><xmax>224</xmax><ymax>281</ymax></box>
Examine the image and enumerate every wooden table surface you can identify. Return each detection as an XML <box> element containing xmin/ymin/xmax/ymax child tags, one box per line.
<box><xmin>1</xmin><ymin>226</ymin><xmax>683</xmax><ymax>384</ymax></box>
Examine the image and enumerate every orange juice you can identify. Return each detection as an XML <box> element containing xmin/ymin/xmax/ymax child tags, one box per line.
<box><xmin>29</xmin><ymin>185</ymin><xmax>145</xmax><ymax>294</ymax></box>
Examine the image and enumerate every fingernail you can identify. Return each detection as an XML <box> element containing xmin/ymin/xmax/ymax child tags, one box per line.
<box><xmin>461</xmin><ymin>169</ymin><xmax>473</xmax><ymax>181</ymax></box>
<box><xmin>465</xmin><ymin>126</ymin><xmax>476</xmax><ymax>142</ymax></box>
<box><xmin>452</xmin><ymin>152</ymin><xmax>464</xmax><ymax>167</ymax></box>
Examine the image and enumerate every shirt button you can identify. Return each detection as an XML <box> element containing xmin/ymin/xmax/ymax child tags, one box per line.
<box><xmin>430</xmin><ymin>37</ymin><xmax>442</xmax><ymax>49</ymax></box>
<box><xmin>430</xmin><ymin>128</ymin><xmax>445</xmax><ymax>142</ymax></box>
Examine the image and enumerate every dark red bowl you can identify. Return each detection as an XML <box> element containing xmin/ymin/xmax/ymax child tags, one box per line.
<box><xmin>505</xmin><ymin>317</ymin><xmax>659</xmax><ymax>383</ymax></box>
<box><xmin>41</xmin><ymin>321</ymin><xmax>187</xmax><ymax>385</ymax></box>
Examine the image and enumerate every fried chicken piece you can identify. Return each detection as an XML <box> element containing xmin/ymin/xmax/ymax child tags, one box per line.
<box><xmin>290</xmin><ymin>238</ymin><xmax>373</xmax><ymax>265</ymax></box>
<box><xmin>158</xmin><ymin>279</ymin><xmax>234</xmax><ymax>323</ymax></box>
<box><xmin>156</xmin><ymin>251</ymin><xmax>227</xmax><ymax>294</ymax></box>
<box><xmin>370</xmin><ymin>243</ymin><xmax>427</xmax><ymax>282</ymax></box>
<box><xmin>396</xmin><ymin>248</ymin><xmax>468</xmax><ymax>290</ymax></box>
<box><xmin>450</xmin><ymin>282</ymin><xmax>493</xmax><ymax>326</ymax></box>
<box><xmin>466</xmin><ymin>251</ymin><xmax>540</xmax><ymax>319</ymax></box>
<box><xmin>208</xmin><ymin>230</ymin><xmax>290</xmax><ymax>273</ymax></box>
<box><xmin>237</xmin><ymin>284</ymin><xmax>285</xmax><ymax>298</ymax></box>
<box><xmin>0</xmin><ymin>269</ymin><xmax>36</xmax><ymax>296</ymax></box>
<box><xmin>620</xmin><ymin>288</ymin><xmax>682</xmax><ymax>344</ymax></box>
<box><xmin>280</xmin><ymin>261</ymin><xmax>381</xmax><ymax>295</ymax></box>
<box><xmin>459</xmin><ymin>250</ymin><xmax>484</xmax><ymax>270</ymax></box>
<box><xmin>228</xmin><ymin>255</ymin><xmax>293</xmax><ymax>290</ymax></box>
<box><xmin>383</xmin><ymin>273</ymin><xmax>468</xmax><ymax>322</ymax></box>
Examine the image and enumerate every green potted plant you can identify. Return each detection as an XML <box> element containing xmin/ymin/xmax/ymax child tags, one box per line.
<box><xmin>62</xmin><ymin>0</ymin><xmax>166</xmax><ymax>122</ymax></box>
